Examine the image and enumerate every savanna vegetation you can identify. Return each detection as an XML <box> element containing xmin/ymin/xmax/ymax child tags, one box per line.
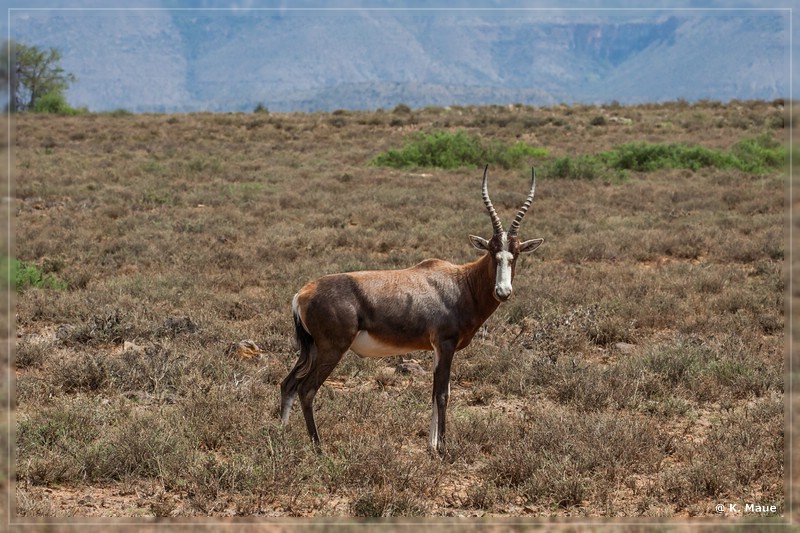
<box><xmin>5</xmin><ymin>41</ymin><xmax>80</xmax><ymax>114</ymax></box>
<box><xmin>10</xmin><ymin>99</ymin><xmax>791</xmax><ymax>521</ymax></box>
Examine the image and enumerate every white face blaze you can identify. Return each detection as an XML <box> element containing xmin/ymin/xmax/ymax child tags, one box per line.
<box><xmin>494</xmin><ymin>232</ymin><xmax>514</xmax><ymax>301</ymax></box>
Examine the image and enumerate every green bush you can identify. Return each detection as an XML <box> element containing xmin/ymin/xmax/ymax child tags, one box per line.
<box><xmin>33</xmin><ymin>92</ymin><xmax>83</xmax><ymax>115</ymax></box>
<box><xmin>372</xmin><ymin>130</ymin><xmax>547</xmax><ymax>169</ymax></box>
<box><xmin>544</xmin><ymin>134</ymin><xmax>786</xmax><ymax>181</ymax></box>
<box><xmin>603</xmin><ymin>136</ymin><xmax>786</xmax><ymax>174</ymax></box>
<box><xmin>602</xmin><ymin>143</ymin><xmax>728</xmax><ymax>172</ymax></box>
<box><xmin>730</xmin><ymin>133</ymin><xmax>787</xmax><ymax>173</ymax></box>
<box><xmin>7</xmin><ymin>258</ymin><xmax>67</xmax><ymax>292</ymax></box>
<box><xmin>544</xmin><ymin>155</ymin><xmax>619</xmax><ymax>182</ymax></box>
<box><xmin>590</xmin><ymin>115</ymin><xmax>607</xmax><ymax>126</ymax></box>
<box><xmin>492</xmin><ymin>140</ymin><xmax>550</xmax><ymax>169</ymax></box>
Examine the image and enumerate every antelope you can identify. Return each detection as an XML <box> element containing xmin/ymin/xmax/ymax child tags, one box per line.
<box><xmin>280</xmin><ymin>165</ymin><xmax>543</xmax><ymax>454</ymax></box>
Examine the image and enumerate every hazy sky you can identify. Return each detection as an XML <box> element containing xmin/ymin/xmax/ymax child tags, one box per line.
<box><xmin>4</xmin><ymin>1</ymin><xmax>795</xmax><ymax>109</ymax></box>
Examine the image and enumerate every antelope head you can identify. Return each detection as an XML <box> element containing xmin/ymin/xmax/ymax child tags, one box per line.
<box><xmin>469</xmin><ymin>165</ymin><xmax>544</xmax><ymax>302</ymax></box>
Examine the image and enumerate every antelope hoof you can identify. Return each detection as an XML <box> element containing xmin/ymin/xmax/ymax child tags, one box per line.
<box><xmin>428</xmin><ymin>440</ymin><xmax>446</xmax><ymax>458</ymax></box>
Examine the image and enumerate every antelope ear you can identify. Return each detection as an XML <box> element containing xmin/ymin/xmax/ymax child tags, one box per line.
<box><xmin>469</xmin><ymin>235</ymin><xmax>490</xmax><ymax>251</ymax></box>
<box><xmin>520</xmin><ymin>238</ymin><xmax>544</xmax><ymax>254</ymax></box>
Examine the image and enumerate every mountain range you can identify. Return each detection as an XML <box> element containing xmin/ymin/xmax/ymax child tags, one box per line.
<box><xmin>8</xmin><ymin>5</ymin><xmax>792</xmax><ymax>112</ymax></box>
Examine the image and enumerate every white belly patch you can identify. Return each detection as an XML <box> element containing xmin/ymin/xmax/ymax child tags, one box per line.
<box><xmin>350</xmin><ymin>331</ymin><xmax>410</xmax><ymax>358</ymax></box>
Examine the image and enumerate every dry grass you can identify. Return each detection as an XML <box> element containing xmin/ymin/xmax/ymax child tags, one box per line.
<box><xmin>11</xmin><ymin>100</ymin><xmax>789</xmax><ymax>520</ymax></box>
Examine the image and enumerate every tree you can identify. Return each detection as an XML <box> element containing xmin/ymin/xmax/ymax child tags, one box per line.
<box><xmin>0</xmin><ymin>41</ymin><xmax>15</xmax><ymax>112</ymax></box>
<box><xmin>8</xmin><ymin>41</ymin><xmax>76</xmax><ymax>112</ymax></box>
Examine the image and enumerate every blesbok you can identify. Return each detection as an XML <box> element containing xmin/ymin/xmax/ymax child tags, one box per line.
<box><xmin>280</xmin><ymin>165</ymin><xmax>543</xmax><ymax>454</ymax></box>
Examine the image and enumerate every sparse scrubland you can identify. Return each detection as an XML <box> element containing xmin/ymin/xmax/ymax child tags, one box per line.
<box><xmin>11</xmin><ymin>100</ymin><xmax>790</xmax><ymax>520</ymax></box>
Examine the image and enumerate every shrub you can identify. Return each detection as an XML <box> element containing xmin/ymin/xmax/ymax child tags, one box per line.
<box><xmin>491</xmin><ymin>140</ymin><xmax>549</xmax><ymax>169</ymax></box>
<box><xmin>590</xmin><ymin>115</ymin><xmax>608</xmax><ymax>126</ymax></box>
<box><xmin>602</xmin><ymin>143</ymin><xmax>729</xmax><ymax>172</ymax></box>
<box><xmin>372</xmin><ymin>130</ymin><xmax>547</xmax><ymax>169</ymax></box>
<box><xmin>351</xmin><ymin>487</ymin><xmax>427</xmax><ymax>517</ymax></box>
<box><xmin>544</xmin><ymin>135</ymin><xmax>786</xmax><ymax>180</ymax></box>
<box><xmin>9</xmin><ymin>258</ymin><xmax>67</xmax><ymax>292</ymax></box>
<box><xmin>544</xmin><ymin>154</ymin><xmax>619</xmax><ymax>182</ymax></box>
<box><xmin>603</xmin><ymin>136</ymin><xmax>786</xmax><ymax>174</ymax></box>
<box><xmin>730</xmin><ymin>133</ymin><xmax>787</xmax><ymax>173</ymax></box>
<box><xmin>33</xmin><ymin>92</ymin><xmax>83</xmax><ymax>115</ymax></box>
<box><xmin>15</xmin><ymin>336</ymin><xmax>51</xmax><ymax>368</ymax></box>
<box><xmin>59</xmin><ymin>309</ymin><xmax>133</xmax><ymax>347</ymax></box>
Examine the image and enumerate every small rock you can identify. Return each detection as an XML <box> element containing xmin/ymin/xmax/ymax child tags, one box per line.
<box><xmin>609</xmin><ymin>116</ymin><xmax>633</xmax><ymax>125</ymax></box>
<box><xmin>226</xmin><ymin>339</ymin><xmax>263</xmax><ymax>361</ymax></box>
<box><xmin>123</xmin><ymin>340</ymin><xmax>145</xmax><ymax>353</ymax></box>
<box><xmin>161</xmin><ymin>316</ymin><xmax>198</xmax><ymax>335</ymax></box>
<box><xmin>614</xmin><ymin>342</ymin><xmax>636</xmax><ymax>353</ymax></box>
<box><xmin>396</xmin><ymin>361</ymin><xmax>427</xmax><ymax>375</ymax></box>
<box><xmin>55</xmin><ymin>324</ymin><xmax>75</xmax><ymax>341</ymax></box>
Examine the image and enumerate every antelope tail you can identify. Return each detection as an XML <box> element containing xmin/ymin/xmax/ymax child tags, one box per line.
<box><xmin>292</xmin><ymin>301</ymin><xmax>316</xmax><ymax>380</ymax></box>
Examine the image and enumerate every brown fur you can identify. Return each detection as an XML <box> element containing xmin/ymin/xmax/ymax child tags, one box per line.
<box><xmin>294</xmin><ymin>253</ymin><xmax>500</xmax><ymax>354</ymax></box>
<box><xmin>280</xmin><ymin>169</ymin><xmax>542</xmax><ymax>454</ymax></box>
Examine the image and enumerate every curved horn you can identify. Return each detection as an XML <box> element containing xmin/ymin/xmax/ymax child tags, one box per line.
<box><xmin>507</xmin><ymin>167</ymin><xmax>536</xmax><ymax>238</ymax></box>
<box><xmin>481</xmin><ymin>165</ymin><xmax>504</xmax><ymax>235</ymax></box>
